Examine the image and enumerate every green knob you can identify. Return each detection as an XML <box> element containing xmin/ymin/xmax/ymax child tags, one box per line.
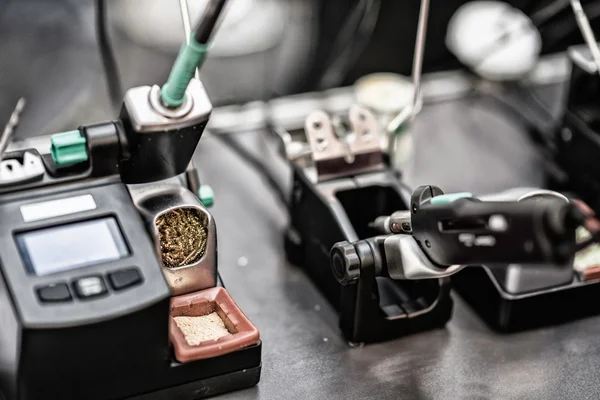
<box><xmin>50</xmin><ymin>130</ymin><xmax>88</xmax><ymax>166</ymax></box>
<box><xmin>198</xmin><ymin>185</ymin><xmax>215</xmax><ymax>208</ymax></box>
<box><xmin>430</xmin><ymin>192</ymin><xmax>473</xmax><ymax>205</ymax></box>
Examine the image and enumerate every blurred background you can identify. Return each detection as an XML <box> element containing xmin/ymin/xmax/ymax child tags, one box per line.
<box><xmin>0</xmin><ymin>0</ymin><xmax>597</xmax><ymax>195</ymax></box>
<box><xmin>5</xmin><ymin>4</ymin><xmax>600</xmax><ymax>399</ymax></box>
<box><xmin>0</xmin><ymin>0</ymin><xmax>593</xmax><ymax>129</ymax></box>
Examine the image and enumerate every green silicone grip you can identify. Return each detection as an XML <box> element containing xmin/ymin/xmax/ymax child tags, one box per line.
<box><xmin>161</xmin><ymin>36</ymin><xmax>209</xmax><ymax>107</ymax></box>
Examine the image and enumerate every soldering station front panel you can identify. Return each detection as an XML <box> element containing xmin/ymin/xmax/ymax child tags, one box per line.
<box><xmin>0</xmin><ymin>181</ymin><xmax>171</xmax><ymax>329</ymax></box>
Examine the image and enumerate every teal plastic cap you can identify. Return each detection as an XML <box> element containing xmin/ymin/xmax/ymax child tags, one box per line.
<box><xmin>430</xmin><ymin>192</ymin><xmax>473</xmax><ymax>205</ymax></box>
<box><xmin>198</xmin><ymin>185</ymin><xmax>215</xmax><ymax>208</ymax></box>
<box><xmin>50</xmin><ymin>130</ymin><xmax>88</xmax><ymax>166</ymax></box>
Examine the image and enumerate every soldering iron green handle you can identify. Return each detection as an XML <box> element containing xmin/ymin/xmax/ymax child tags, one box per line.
<box><xmin>161</xmin><ymin>35</ymin><xmax>209</xmax><ymax>107</ymax></box>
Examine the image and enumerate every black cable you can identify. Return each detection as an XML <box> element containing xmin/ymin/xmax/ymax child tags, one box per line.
<box><xmin>95</xmin><ymin>0</ymin><xmax>123</xmax><ymax>110</ymax></box>
<box><xmin>530</xmin><ymin>0</ymin><xmax>571</xmax><ymax>27</ymax></box>
<box><xmin>474</xmin><ymin>84</ymin><xmax>570</xmax><ymax>182</ymax></box>
<box><xmin>194</xmin><ymin>0</ymin><xmax>228</xmax><ymax>44</ymax></box>
<box><xmin>322</xmin><ymin>0</ymin><xmax>370</xmax><ymax>72</ymax></box>
<box><xmin>540</xmin><ymin>1</ymin><xmax>600</xmax><ymax>51</ymax></box>
<box><xmin>217</xmin><ymin>271</ymin><xmax>226</xmax><ymax>288</ymax></box>
<box><xmin>513</xmin><ymin>83</ymin><xmax>561</xmax><ymax>148</ymax></box>
<box><xmin>94</xmin><ymin>0</ymin><xmax>286</xmax><ymax>214</ymax></box>
<box><xmin>482</xmin><ymin>86</ymin><xmax>557</xmax><ymax>144</ymax></box>
<box><xmin>95</xmin><ymin>0</ymin><xmax>288</xmax><ymax>210</ymax></box>
<box><xmin>523</xmin><ymin>0</ymin><xmax>551</xmax><ymax>15</ymax></box>
<box><xmin>212</xmin><ymin>132</ymin><xmax>289</xmax><ymax>209</ymax></box>
<box><xmin>515</xmin><ymin>83</ymin><xmax>557</xmax><ymax>122</ymax></box>
<box><xmin>317</xmin><ymin>0</ymin><xmax>381</xmax><ymax>89</ymax></box>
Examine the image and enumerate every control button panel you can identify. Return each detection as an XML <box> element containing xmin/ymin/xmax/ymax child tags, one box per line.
<box><xmin>37</xmin><ymin>283</ymin><xmax>72</xmax><ymax>303</ymax></box>
<box><xmin>108</xmin><ymin>268</ymin><xmax>143</xmax><ymax>291</ymax></box>
<box><xmin>35</xmin><ymin>269</ymin><xmax>143</xmax><ymax>305</ymax></box>
<box><xmin>73</xmin><ymin>276</ymin><xmax>107</xmax><ymax>299</ymax></box>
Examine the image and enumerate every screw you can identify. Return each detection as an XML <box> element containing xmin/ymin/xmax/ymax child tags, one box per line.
<box><xmin>561</xmin><ymin>128</ymin><xmax>572</xmax><ymax>143</ymax></box>
<box><xmin>412</xmin><ymin>203</ymin><xmax>417</xmax><ymax>213</ymax></box>
<box><xmin>391</xmin><ymin>222</ymin><xmax>401</xmax><ymax>232</ymax></box>
<box><xmin>316</xmin><ymin>136</ymin><xmax>328</xmax><ymax>150</ymax></box>
<box><xmin>313</xmin><ymin>121</ymin><xmax>322</xmax><ymax>130</ymax></box>
<box><xmin>425</xmin><ymin>240</ymin><xmax>431</xmax><ymax>248</ymax></box>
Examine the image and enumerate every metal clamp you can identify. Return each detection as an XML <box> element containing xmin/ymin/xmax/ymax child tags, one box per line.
<box><xmin>304</xmin><ymin>105</ymin><xmax>384</xmax><ymax>181</ymax></box>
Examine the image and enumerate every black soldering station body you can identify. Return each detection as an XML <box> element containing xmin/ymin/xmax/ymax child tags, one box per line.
<box><xmin>0</xmin><ymin>83</ymin><xmax>261</xmax><ymax>399</ymax></box>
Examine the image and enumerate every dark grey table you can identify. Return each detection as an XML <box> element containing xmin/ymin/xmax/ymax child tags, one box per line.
<box><xmin>4</xmin><ymin>2</ymin><xmax>600</xmax><ymax>399</ymax></box>
<box><xmin>199</xmin><ymin>99</ymin><xmax>600</xmax><ymax>400</ymax></box>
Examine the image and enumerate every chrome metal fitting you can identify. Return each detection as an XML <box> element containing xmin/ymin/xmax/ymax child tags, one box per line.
<box><xmin>128</xmin><ymin>180</ymin><xmax>217</xmax><ymax>295</ymax></box>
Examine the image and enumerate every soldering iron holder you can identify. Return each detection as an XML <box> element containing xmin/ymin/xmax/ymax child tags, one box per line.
<box><xmin>285</xmin><ymin>107</ymin><xmax>453</xmax><ymax>344</ymax></box>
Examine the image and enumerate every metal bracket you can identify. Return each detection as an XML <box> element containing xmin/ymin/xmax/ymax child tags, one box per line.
<box><xmin>304</xmin><ymin>105</ymin><xmax>384</xmax><ymax>182</ymax></box>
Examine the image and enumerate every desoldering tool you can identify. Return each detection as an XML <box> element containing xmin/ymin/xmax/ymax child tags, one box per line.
<box><xmin>331</xmin><ymin>186</ymin><xmax>595</xmax><ymax>284</ymax></box>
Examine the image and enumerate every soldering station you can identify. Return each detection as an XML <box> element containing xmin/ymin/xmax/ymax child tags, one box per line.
<box><xmin>5</xmin><ymin>0</ymin><xmax>600</xmax><ymax>398</ymax></box>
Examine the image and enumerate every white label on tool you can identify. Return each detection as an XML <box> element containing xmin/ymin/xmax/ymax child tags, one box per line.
<box><xmin>474</xmin><ymin>235</ymin><xmax>496</xmax><ymax>247</ymax></box>
<box><xmin>20</xmin><ymin>194</ymin><xmax>97</xmax><ymax>223</ymax></box>
<box><xmin>458</xmin><ymin>234</ymin><xmax>496</xmax><ymax>247</ymax></box>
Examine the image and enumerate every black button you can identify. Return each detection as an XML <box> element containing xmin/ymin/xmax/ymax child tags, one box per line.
<box><xmin>108</xmin><ymin>268</ymin><xmax>142</xmax><ymax>291</ymax></box>
<box><xmin>37</xmin><ymin>283</ymin><xmax>72</xmax><ymax>303</ymax></box>
<box><xmin>73</xmin><ymin>276</ymin><xmax>107</xmax><ymax>299</ymax></box>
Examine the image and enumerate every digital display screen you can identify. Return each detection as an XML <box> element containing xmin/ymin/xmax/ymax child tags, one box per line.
<box><xmin>16</xmin><ymin>217</ymin><xmax>129</xmax><ymax>276</ymax></box>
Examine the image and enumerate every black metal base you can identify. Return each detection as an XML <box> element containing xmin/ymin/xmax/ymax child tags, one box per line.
<box><xmin>287</xmin><ymin>167</ymin><xmax>454</xmax><ymax>344</ymax></box>
<box><xmin>132</xmin><ymin>365</ymin><xmax>261</xmax><ymax>400</ymax></box>
<box><xmin>453</xmin><ymin>267</ymin><xmax>600</xmax><ymax>332</ymax></box>
<box><xmin>130</xmin><ymin>344</ymin><xmax>262</xmax><ymax>400</ymax></box>
<box><xmin>2</xmin><ymin>276</ymin><xmax>261</xmax><ymax>400</ymax></box>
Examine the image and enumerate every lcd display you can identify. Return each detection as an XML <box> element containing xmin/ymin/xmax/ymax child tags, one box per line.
<box><xmin>16</xmin><ymin>217</ymin><xmax>129</xmax><ymax>276</ymax></box>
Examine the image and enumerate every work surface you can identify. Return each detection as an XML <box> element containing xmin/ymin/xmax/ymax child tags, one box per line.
<box><xmin>9</xmin><ymin>66</ymin><xmax>600</xmax><ymax>400</ymax></box>
<box><xmin>200</xmin><ymin>96</ymin><xmax>600</xmax><ymax>400</ymax></box>
<box><xmin>3</xmin><ymin>3</ymin><xmax>600</xmax><ymax>398</ymax></box>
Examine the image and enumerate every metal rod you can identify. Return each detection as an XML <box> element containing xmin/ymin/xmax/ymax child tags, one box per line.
<box><xmin>179</xmin><ymin>0</ymin><xmax>199</xmax><ymax>172</ymax></box>
<box><xmin>179</xmin><ymin>0</ymin><xmax>200</xmax><ymax>81</ymax></box>
<box><xmin>0</xmin><ymin>98</ymin><xmax>26</xmax><ymax>159</ymax></box>
<box><xmin>387</xmin><ymin>0</ymin><xmax>430</xmax><ymax>133</ymax></box>
<box><xmin>571</xmin><ymin>0</ymin><xmax>600</xmax><ymax>76</ymax></box>
<box><xmin>412</xmin><ymin>0</ymin><xmax>429</xmax><ymax>113</ymax></box>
